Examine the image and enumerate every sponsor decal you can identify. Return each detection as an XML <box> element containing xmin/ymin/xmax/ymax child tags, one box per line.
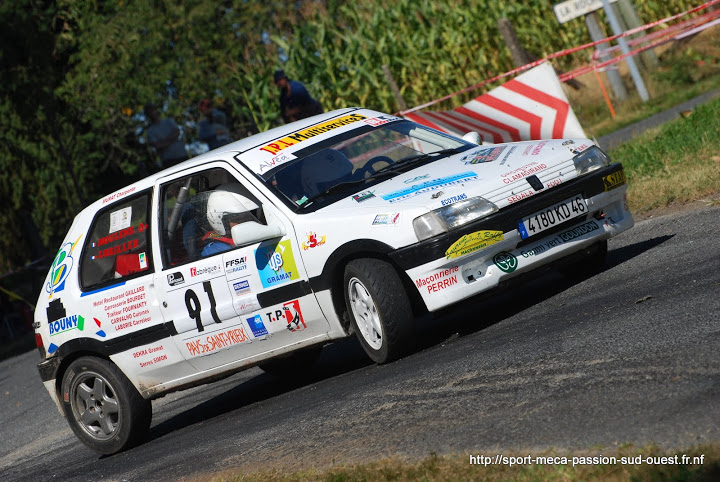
<box><xmin>501</xmin><ymin>162</ymin><xmax>547</xmax><ymax>184</ymax></box>
<box><xmin>562</xmin><ymin>140</ymin><xmax>574</xmax><ymax>146</ymax></box>
<box><xmin>232</xmin><ymin>279</ymin><xmax>251</xmax><ymax>296</ymax></box>
<box><xmin>459</xmin><ymin>146</ymin><xmax>505</xmax><ymax>165</ymax></box>
<box><xmin>499</xmin><ymin>145</ymin><xmax>517</xmax><ymax>166</ymax></box>
<box><xmin>102</xmin><ymin>186</ymin><xmax>136</xmax><ymax>204</ymax></box>
<box><xmin>168</xmin><ymin>272</ymin><xmax>185</xmax><ymax>286</ymax></box>
<box><xmin>363</xmin><ymin>114</ymin><xmax>400</xmax><ymax>127</ymax></box>
<box><xmin>302</xmin><ymin>232</ymin><xmax>326</xmax><ymax>250</ymax></box>
<box><xmin>522</xmin><ymin>140</ymin><xmax>548</xmax><ymax>156</ymax></box>
<box><xmin>264</xmin><ymin>299</ymin><xmax>306</xmax><ymax>332</ymax></box>
<box><xmin>569</xmin><ymin>144</ymin><xmax>590</xmax><ymax>154</ymax></box>
<box><xmin>404</xmin><ymin>175</ymin><xmax>430</xmax><ymax>184</ymax></box>
<box><xmin>246</xmin><ymin>314</ymin><xmax>269</xmax><ymax>337</ymax></box>
<box><xmin>557</xmin><ymin>221</ymin><xmax>599</xmax><ymax>241</ymax></box>
<box><xmin>185</xmin><ymin>326</ymin><xmax>250</xmax><ymax>356</ymax></box>
<box><xmin>259</xmin><ymin>152</ymin><xmax>297</xmax><ymax>172</ymax></box>
<box><xmin>46</xmin><ymin>235</ymin><xmax>82</xmax><ymax>297</ymax></box>
<box><xmin>133</xmin><ymin>344</ymin><xmax>167</xmax><ymax>369</ymax></box>
<box><xmin>190</xmin><ymin>263</ymin><xmax>222</xmax><ymax>278</ymax></box>
<box><xmin>225</xmin><ymin>256</ymin><xmax>248</xmax><ymax>274</ymax></box>
<box><xmin>445</xmin><ymin>230</ymin><xmax>503</xmax><ymax>259</ymax></box>
<box><xmin>602</xmin><ymin>170</ymin><xmax>626</xmax><ymax>191</ymax></box>
<box><xmin>440</xmin><ymin>193</ymin><xmax>468</xmax><ymax>206</ymax></box>
<box><xmin>415</xmin><ymin>266</ymin><xmax>460</xmax><ymax>294</ymax></box>
<box><xmin>234</xmin><ymin>295</ymin><xmax>260</xmax><ymax>314</ymax></box>
<box><xmin>139</xmin><ymin>252</ymin><xmax>147</xmax><ymax>269</ymax></box>
<box><xmin>89</xmin><ymin>222</ymin><xmax>147</xmax><ymax>261</ymax></box>
<box><xmin>352</xmin><ymin>190</ymin><xmax>375</xmax><ymax>202</ymax></box>
<box><xmin>48</xmin><ymin>314</ymin><xmax>106</xmax><ymax>338</ymax></box>
<box><xmin>382</xmin><ymin>172</ymin><xmax>478</xmax><ymax>203</ymax></box>
<box><xmin>493</xmin><ymin>252</ymin><xmax>518</xmax><ymax>273</ymax></box>
<box><xmin>259</xmin><ymin>113</ymin><xmax>367</xmax><ymax>155</ymax></box>
<box><xmin>255</xmin><ymin>240</ymin><xmax>300</xmax><ymax>288</ymax></box>
<box><xmin>372</xmin><ymin>213</ymin><xmax>401</xmax><ymax>226</ymax></box>
<box><xmin>431</xmin><ymin>191</ymin><xmax>444</xmax><ymax>199</ymax></box>
<box><xmin>507</xmin><ymin>189</ymin><xmax>535</xmax><ymax>204</ymax></box>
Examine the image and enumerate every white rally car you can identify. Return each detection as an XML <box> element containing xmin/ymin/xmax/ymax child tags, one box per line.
<box><xmin>35</xmin><ymin>108</ymin><xmax>633</xmax><ymax>454</ymax></box>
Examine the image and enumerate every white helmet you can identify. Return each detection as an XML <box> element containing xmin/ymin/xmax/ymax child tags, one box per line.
<box><xmin>206</xmin><ymin>184</ymin><xmax>259</xmax><ymax>235</ymax></box>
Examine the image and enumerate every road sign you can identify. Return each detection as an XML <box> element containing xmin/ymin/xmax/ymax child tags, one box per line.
<box><xmin>553</xmin><ymin>0</ymin><xmax>618</xmax><ymax>24</ymax></box>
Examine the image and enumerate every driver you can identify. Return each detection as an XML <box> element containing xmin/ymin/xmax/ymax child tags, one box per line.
<box><xmin>202</xmin><ymin>185</ymin><xmax>260</xmax><ymax>257</ymax></box>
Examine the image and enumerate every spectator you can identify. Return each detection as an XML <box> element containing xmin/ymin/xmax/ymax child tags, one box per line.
<box><xmin>198</xmin><ymin>98</ymin><xmax>232</xmax><ymax>150</ymax></box>
<box><xmin>144</xmin><ymin>103</ymin><xmax>188</xmax><ymax>170</ymax></box>
<box><xmin>273</xmin><ymin>70</ymin><xmax>323</xmax><ymax>123</ymax></box>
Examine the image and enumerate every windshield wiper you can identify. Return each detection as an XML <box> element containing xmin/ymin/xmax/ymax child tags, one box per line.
<box><xmin>373</xmin><ymin>148</ymin><xmax>461</xmax><ymax>175</ymax></box>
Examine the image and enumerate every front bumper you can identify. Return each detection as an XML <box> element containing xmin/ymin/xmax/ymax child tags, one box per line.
<box><xmin>390</xmin><ymin>163</ymin><xmax>634</xmax><ymax>312</ymax></box>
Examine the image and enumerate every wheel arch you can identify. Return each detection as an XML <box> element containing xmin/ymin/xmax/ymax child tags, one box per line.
<box><xmin>310</xmin><ymin>239</ymin><xmax>427</xmax><ymax>333</ymax></box>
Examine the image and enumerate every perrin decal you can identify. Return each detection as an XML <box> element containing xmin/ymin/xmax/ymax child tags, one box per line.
<box><xmin>255</xmin><ymin>240</ymin><xmax>300</xmax><ymax>288</ymax></box>
<box><xmin>46</xmin><ymin>235</ymin><xmax>83</xmax><ymax>298</ymax></box>
<box><xmin>445</xmin><ymin>230</ymin><xmax>503</xmax><ymax>259</ymax></box>
<box><xmin>259</xmin><ymin>113</ymin><xmax>367</xmax><ymax>155</ymax></box>
<box><xmin>602</xmin><ymin>170</ymin><xmax>626</xmax><ymax>191</ymax></box>
<box><xmin>382</xmin><ymin>172</ymin><xmax>478</xmax><ymax>203</ymax></box>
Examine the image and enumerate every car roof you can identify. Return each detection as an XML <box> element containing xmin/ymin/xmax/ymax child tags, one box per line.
<box><xmin>80</xmin><ymin>107</ymin><xmax>394</xmax><ymax>217</ymax></box>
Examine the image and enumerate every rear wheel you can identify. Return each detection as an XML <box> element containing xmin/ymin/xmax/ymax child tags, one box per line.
<box><xmin>61</xmin><ymin>356</ymin><xmax>152</xmax><ymax>455</ymax></box>
<box><xmin>343</xmin><ymin>259</ymin><xmax>415</xmax><ymax>363</ymax></box>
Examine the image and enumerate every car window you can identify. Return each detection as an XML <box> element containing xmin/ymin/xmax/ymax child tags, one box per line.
<box><xmin>160</xmin><ymin>167</ymin><xmax>264</xmax><ymax>268</ymax></box>
<box><xmin>80</xmin><ymin>192</ymin><xmax>152</xmax><ymax>290</ymax></box>
<box><xmin>268</xmin><ymin>120</ymin><xmax>471</xmax><ymax>207</ymax></box>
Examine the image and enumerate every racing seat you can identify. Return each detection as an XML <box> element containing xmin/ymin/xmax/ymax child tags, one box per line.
<box><xmin>299</xmin><ymin>148</ymin><xmax>354</xmax><ymax>199</ymax></box>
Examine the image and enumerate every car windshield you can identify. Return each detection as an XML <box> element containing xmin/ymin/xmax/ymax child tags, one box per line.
<box><xmin>266</xmin><ymin>120</ymin><xmax>472</xmax><ymax>210</ymax></box>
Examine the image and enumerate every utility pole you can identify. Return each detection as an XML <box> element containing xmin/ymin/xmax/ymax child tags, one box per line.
<box><xmin>601</xmin><ymin>0</ymin><xmax>649</xmax><ymax>101</ymax></box>
<box><xmin>585</xmin><ymin>12</ymin><xmax>628</xmax><ymax>100</ymax></box>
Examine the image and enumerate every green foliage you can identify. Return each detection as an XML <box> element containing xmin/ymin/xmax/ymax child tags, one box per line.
<box><xmin>0</xmin><ymin>0</ymin><xmax>701</xmax><ymax>272</ymax></box>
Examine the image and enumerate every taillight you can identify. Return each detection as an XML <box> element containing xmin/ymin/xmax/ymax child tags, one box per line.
<box><xmin>36</xmin><ymin>333</ymin><xmax>46</xmax><ymax>358</ymax></box>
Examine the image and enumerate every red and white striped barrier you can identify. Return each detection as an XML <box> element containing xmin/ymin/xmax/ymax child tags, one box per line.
<box><xmin>401</xmin><ymin>0</ymin><xmax>720</xmax><ymax>141</ymax></box>
<box><xmin>404</xmin><ymin>63</ymin><xmax>585</xmax><ymax>142</ymax></box>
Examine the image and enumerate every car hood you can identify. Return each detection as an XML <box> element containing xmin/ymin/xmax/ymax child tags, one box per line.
<box><xmin>320</xmin><ymin>139</ymin><xmax>590</xmax><ymax>213</ymax></box>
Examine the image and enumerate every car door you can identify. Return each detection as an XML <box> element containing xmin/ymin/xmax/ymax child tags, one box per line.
<box><xmin>153</xmin><ymin>161</ymin><xmax>329</xmax><ymax>372</ymax></box>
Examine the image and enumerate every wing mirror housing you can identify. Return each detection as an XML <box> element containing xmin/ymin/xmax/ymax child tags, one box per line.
<box><xmin>231</xmin><ymin>221</ymin><xmax>286</xmax><ymax>247</ymax></box>
<box><xmin>461</xmin><ymin>131</ymin><xmax>481</xmax><ymax>145</ymax></box>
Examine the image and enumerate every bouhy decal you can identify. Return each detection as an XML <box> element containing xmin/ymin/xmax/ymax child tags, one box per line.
<box><xmin>445</xmin><ymin>230</ymin><xmax>503</xmax><ymax>259</ymax></box>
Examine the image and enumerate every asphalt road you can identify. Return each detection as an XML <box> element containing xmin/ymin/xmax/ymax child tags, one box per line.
<box><xmin>1</xmin><ymin>204</ymin><xmax>719</xmax><ymax>481</ymax></box>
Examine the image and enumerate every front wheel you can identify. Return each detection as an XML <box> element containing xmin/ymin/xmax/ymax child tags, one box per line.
<box><xmin>61</xmin><ymin>356</ymin><xmax>152</xmax><ymax>455</ymax></box>
<box><xmin>343</xmin><ymin>259</ymin><xmax>415</xmax><ymax>363</ymax></box>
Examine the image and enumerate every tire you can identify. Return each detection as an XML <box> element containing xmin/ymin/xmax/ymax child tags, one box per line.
<box><xmin>343</xmin><ymin>259</ymin><xmax>415</xmax><ymax>363</ymax></box>
<box><xmin>61</xmin><ymin>356</ymin><xmax>152</xmax><ymax>455</ymax></box>
<box><xmin>258</xmin><ymin>345</ymin><xmax>323</xmax><ymax>377</ymax></box>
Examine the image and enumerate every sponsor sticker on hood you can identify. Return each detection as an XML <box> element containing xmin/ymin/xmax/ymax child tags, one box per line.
<box><xmin>445</xmin><ymin>230</ymin><xmax>503</xmax><ymax>259</ymax></box>
<box><xmin>382</xmin><ymin>172</ymin><xmax>478</xmax><ymax>204</ymax></box>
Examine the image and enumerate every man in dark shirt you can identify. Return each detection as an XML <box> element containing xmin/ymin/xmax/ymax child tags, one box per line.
<box><xmin>274</xmin><ymin>70</ymin><xmax>323</xmax><ymax>123</ymax></box>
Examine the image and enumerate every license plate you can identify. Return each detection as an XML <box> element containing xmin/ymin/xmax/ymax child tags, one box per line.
<box><xmin>517</xmin><ymin>195</ymin><xmax>588</xmax><ymax>239</ymax></box>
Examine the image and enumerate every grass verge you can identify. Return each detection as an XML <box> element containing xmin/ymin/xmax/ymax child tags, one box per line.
<box><xmin>610</xmin><ymin>95</ymin><xmax>720</xmax><ymax>216</ymax></box>
<box><xmin>199</xmin><ymin>444</ymin><xmax>720</xmax><ymax>481</ymax></box>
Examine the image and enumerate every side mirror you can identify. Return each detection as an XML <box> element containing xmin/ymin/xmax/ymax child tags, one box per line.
<box><xmin>231</xmin><ymin>221</ymin><xmax>285</xmax><ymax>247</ymax></box>
<box><xmin>461</xmin><ymin>131</ymin><xmax>481</xmax><ymax>145</ymax></box>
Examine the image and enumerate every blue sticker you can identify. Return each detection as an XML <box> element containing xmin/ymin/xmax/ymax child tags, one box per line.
<box><xmin>246</xmin><ymin>314</ymin><xmax>268</xmax><ymax>337</ymax></box>
<box><xmin>381</xmin><ymin>172</ymin><xmax>478</xmax><ymax>203</ymax></box>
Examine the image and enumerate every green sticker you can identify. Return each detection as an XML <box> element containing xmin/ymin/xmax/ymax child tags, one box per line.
<box><xmin>493</xmin><ymin>251</ymin><xmax>518</xmax><ymax>273</ymax></box>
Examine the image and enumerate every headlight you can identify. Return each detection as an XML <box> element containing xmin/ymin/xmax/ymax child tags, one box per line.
<box><xmin>413</xmin><ymin>196</ymin><xmax>498</xmax><ymax>241</ymax></box>
<box><xmin>573</xmin><ymin>145</ymin><xmax>611</xmax><ymax>176</ymax></box>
